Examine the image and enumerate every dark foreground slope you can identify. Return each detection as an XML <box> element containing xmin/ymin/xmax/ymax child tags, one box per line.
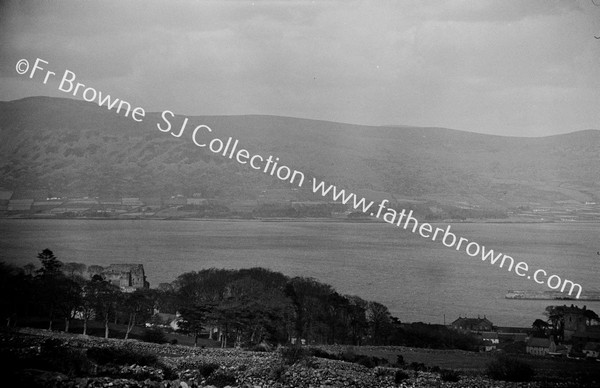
<box><xmin>3</xmin><ymin>328</ymin><xmax>599</xmax><ymax>388</ymax></box>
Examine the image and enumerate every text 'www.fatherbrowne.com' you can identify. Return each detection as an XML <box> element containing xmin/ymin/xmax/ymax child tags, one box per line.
<box><xmin>312</xmin><ymin>180</ymin><xmax>583</xmax><ymax>299</ymax></box>
<box><xmin>16</xmin><ymin>57</ymin><xmax>584</xmax><ymax>299</ymax></box>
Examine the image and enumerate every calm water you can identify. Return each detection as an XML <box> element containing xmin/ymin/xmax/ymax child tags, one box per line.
<box><xmin>1</xmin><ymin>219</ymin><xmax>599</xmax><ymax>327</ymax></box>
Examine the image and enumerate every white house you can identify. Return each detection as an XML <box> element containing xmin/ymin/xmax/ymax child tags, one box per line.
<box><xmin>481</xmin><ymin>332</ymin><xmax>499</xmax><ymax>344</ymax></box>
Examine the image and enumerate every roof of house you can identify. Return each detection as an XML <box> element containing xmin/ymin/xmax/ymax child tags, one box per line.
<box><xmin>508</xmin><ymin>333</ymin><xmax>528</xmax><ymax>342</ymax></box>
<box><xmin>228</xmin><ymin>200</ymin><xmax>258</xmax><ymax>211</ymax></box>
<box><xmin>104</xmin><ymin>264</ymin><xmax>145</xmax><ymax>275</ymax></box>
<box><xmin>527</xmin><ymin>337</ymin><xmax>551</xmax><ymax>348</ymax></box>
<box><xmin>452</xmin><ymin>317</ymin><xmax>493</xmax><ymax>327</ymax></box>
<box><xmin>155</xmin><ymin>312</ymin><xmax>178</xmax><ymax>322</ymax></box>
<box><xmin>481</xmin><ymin>332</ymin><xmax>499</xmax><ymax>340</ymax></box>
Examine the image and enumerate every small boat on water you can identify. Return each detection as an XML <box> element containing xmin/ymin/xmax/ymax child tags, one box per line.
<box><xmin>505</xmin><ymin>290</ymin><xmax>600</xmax><ymax>301</ymax></box>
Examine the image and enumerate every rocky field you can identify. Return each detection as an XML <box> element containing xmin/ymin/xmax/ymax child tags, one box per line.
<box><xmin>0</xmin><ymin>328</ymin><xmax>597</xmax><ymax>388</ymax></box>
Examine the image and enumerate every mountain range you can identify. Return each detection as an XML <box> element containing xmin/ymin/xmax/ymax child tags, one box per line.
<box><xmin>1</xmin><ymin>96</ymin><xmax>599</xmax><ymax>215</ymax></box>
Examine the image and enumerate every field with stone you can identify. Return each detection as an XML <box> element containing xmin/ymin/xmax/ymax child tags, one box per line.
<box><xmin>1</xmin><ymin>328</ymin><xmax>599</xmax><ymax>388</ymax></box>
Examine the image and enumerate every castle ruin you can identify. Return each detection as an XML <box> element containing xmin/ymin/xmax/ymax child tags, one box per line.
<box><xmin>89</xmin><ymin>264</ymin><xmax>149</xmax><ymax>292</ymax></box>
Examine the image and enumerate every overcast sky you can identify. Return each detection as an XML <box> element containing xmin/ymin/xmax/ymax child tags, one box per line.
<box><xmin>1</xmin><ymin>0</ymin><xmax>599</xmax><ymax>137</ymax></box>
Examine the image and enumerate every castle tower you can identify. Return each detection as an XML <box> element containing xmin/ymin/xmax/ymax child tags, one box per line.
<box><xmin>564</xmin><ymin>306</ymin><xmax>587</xmax><ymax>341</ymax></box>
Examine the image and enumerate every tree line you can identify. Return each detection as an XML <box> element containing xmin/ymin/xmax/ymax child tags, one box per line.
<box><xmin>1</xmin><ymin>249</ymin><xmax>159</xmax><ymax>339</ymax></box>
<box><xmin>1</xmin><ymin>249</ymin><xmax>481</xmax><ymax>350</ymax></box>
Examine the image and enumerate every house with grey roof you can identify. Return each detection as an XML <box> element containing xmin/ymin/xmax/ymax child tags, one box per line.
<box><xmin>526</xmin><ymin>337</ymin><xmax>551</xmax><ymax>356</ymax></box>
<box><xmin>451</xmin><ymin>316</ymin><xmax>493</xmax><ymax>332</ymax></box>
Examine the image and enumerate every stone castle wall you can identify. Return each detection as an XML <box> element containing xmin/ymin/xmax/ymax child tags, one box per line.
<box><xmin>88</xmin><ymin>263</ymin><xmax>149</xmax><ymax>291</ymax></box>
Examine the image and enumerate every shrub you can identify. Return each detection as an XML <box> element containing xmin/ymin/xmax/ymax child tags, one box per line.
<box><xmin>308</xmin><ymin>347</ymin><xmax>338</xmax><ymax>359</ymax></box>
<box><xmin>40</xmin><ymin>338</ymin><xmax>63</xmax><ymax>353</ymax></box>
<box><xmin>394</xmin><ymin>369</ymin><xmax>410</xmax><ymax>383</ymax></box>
<box><xmin>485</xmin><ymin>355</ymin><xmax>534</xmax><ymax>382</ymax></box>
<box><xmin>340</xmin><ymin>348</ymin><xmax>357</xmax><ymax>362</ymax></box>
<box><xmin>161</xmin><ymin>364</ymin><xmax>178</xmax><ymax>380</ymax></box>
<box><xmin>440</xmin><ymin>369</ymin><xmax>461</xmax><ymax>382</ymax></box>
<box><xmin>268</xmin><ymin>362</ymin><xmax>287</xmax><ymax>382</ymax></box>
<box><xmin>198</xmin><ymin>362</ymin><xmax>220</xmax><ymax>378</ymax></box>
<box><xmin>117</xmin><ymin>366</ymin><xmax>163</xmax><ymax>381</ymax></box>
<box><xmin>300</xmin><ymin>356</ymin><xmax>320</xmax><ymax>369</ymax></box>
<box><xmin>141</xmin><ymin>328</ymin><xmax>167</xmax><ymax>344</ymax></box>
<box><xmin>355</xmin><ymin>355</ymin><xmax>376</xmax><ymax>368</ymax></box>
<box><xmin>28</xmin><ymin>338</ymin><xmax>94</xmax><ymax>376</ymax></box>
<box><xmin>502</xmin><ymin>340</ymin><xmax>526</xmax><ymax>354</ymax></box>
<box><xmin>307</xmin><ymin>348</ymin><xmax>392</xmax><ymax>368</ymax></box>
<box><xmin>353</xmin><ymin>355</ymin><xmax>388</xmax><ymax>368</ymax></box>
<box><xmin>39</xmin><ymin>346</ymin><xmax>93</xmax><ymax>376</ymax></box>
<box><xmin>374</xmin><ymin>367</ymin><xmax>395</xmax><ymax>378</ymax></box>
<box><xmin>410</xmin><ymin>361</ymin><xmax>427</xmax><ymax>371</ymax></box>
<box><xmin>87</xmin><ymin>346</ymin><xmax>158</xmax><ymax>367</ymax></box>
<box><xmin>247</xmin><ymin>342</ymin><xmax>273</xmax><ymax>352</ymax></box>
<box><xmin>54</xmin><ymin>349</ymin><xmax>94</xmax><ymax>377</ymax></box>
<box><xmin>205</xmin><ymin>369</ymin><xmax>237</xmax><ymax>388</ymax></box>
<box><xmin>375</xmin><ymin>356</ymin><xmax>389</xmax><ymax>366</ymax></box>
<box><xmin>280</xmin><ymin>345</ymin><xmax>310</xmax><ymax>365</ymax></box>
<box><xmin>395</xmin><ymin>354</ymin><xmax>405</xmax><ymax>366</ymax></box>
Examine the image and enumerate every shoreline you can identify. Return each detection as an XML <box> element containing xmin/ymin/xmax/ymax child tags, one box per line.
<box><xmin>1</xmin><ymin>215</ymin><xmax>598</xmax><ymax>224</ymax></box>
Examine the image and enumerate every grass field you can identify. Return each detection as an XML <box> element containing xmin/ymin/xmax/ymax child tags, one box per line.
<box><xmin>16</xmin><ymin>318</ymin><xmax>221</xmax><ymax>348</ymax></box>
<box><xmin>320</xmin><ymin>344</ymin><xmax>600</xmax><ymax>381</ymax></box>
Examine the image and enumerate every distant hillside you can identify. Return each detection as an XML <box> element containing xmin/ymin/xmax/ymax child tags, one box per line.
<box><xmin>1</xmin><ymin>96</ymin><xmax>599</xmax><ymax>213</ymax></box>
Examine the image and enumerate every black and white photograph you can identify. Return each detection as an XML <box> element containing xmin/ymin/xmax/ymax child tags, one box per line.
<box><xmin>1</xmin><ymin>1</ymin><xmax>599</xmax><ymax>387</ymax></box>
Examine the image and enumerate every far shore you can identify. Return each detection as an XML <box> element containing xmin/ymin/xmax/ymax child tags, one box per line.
<box><xmin>2</xmin><ymin>215</ymin><xmax>596</xmax><ymax>224</ymax></box>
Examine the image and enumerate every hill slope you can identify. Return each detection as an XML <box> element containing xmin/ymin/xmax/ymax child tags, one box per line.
<box><xmin>1</xmin><ymin>96</ymin><xmax>599</xmax><ymax>212</ymax></box>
